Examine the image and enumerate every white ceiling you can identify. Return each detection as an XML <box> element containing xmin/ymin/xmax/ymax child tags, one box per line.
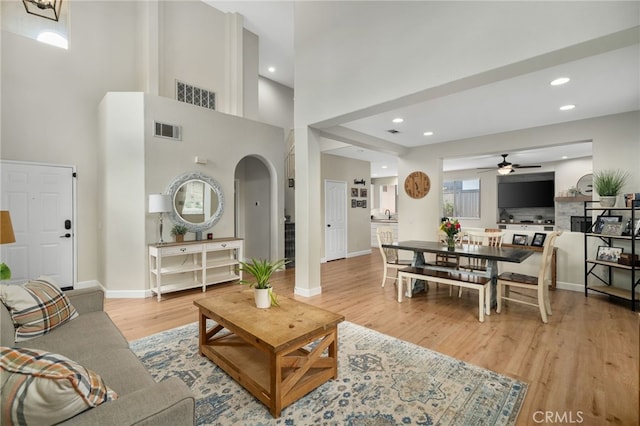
<box><xmin>204</xmin><ymin>2</ymin><xmax>639</xmax><ymax>178</ymax></box>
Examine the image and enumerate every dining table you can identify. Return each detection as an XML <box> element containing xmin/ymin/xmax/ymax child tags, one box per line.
<box><xmin>382</xmin><ymin>240</ymin><xmax>534</xmax><ymax>307</ymax></box>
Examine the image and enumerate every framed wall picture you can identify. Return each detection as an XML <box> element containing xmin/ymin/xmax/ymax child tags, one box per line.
<box><xmin>512</xmin><ymin>234</ymin><xmax>528</xmax><ymax>245</ymax></box>
<box><xmin>531</xmin><ymin>233</ymin><xmax>546</xmax><ymax>247</ymax></box>
<box><xmin>601</xmin><ymin>222</ymin><xmax>625</xmax><ymax>236</ymax></box>
<box><xmin>360</xmin><ymin>188</ymin><xmax>368</xmax><ymax>198</ymax></box>
<box><xmin>596</xmin><ymin>246</ymin><xmax>623</xmax><ymax>262</ymax></box>
<box><xmin>635</xmin><ymin>219</ymin><xmax>640</xmax><ymax>236</ymax></box>
<box><xmin>351</xmin><ymin>188</ymin><xmax>359</xmax><ymax>197</ymax></box>
<box><xmin>593</xmin><ymin>215</ymin><xmax>622</xmax><ymax>234</ymax></box>
<box><xmin>356</xmin><ymin>200</ymin><xmax>363</xmax><ymax>207</ymax></box>
<box><xmin>351</xmin><ymin>199</ymin><xmax>357</xmax><ymax>208</ymax></box>
<box><xmin>362</xmin><ymin>200</ymin><xmax>367</xmax><ymax>208</ymax></box>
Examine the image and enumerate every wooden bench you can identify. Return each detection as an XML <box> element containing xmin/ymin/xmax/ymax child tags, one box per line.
<box><xmin>397</xmin><ymin>266</ymin><xmax>491</xmax><ymax>322</ymax></box>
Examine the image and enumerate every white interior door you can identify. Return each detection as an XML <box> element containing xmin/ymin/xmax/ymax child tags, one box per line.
<box><xmin>1</xmin><ymin>161</ymin><xmax>76</xmax><ymax>287</ymax></box>
<box><xmin>324</xmin><ymin>180</ymin><xmax>347</xmax><ymax>261</ymax></box>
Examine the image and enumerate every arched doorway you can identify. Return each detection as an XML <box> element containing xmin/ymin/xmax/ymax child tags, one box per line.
<box><xmin>234</xmin><ymin>156</ymin><xmax>272</xmax><ymax>260</ymax></box>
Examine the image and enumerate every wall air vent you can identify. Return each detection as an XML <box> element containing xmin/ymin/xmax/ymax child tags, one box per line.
<box><xmin>154</xmin><ymin>121</ymin><xmax>181</xmax><ymax>141</ymax></box>
<box><xmin>176</xmin><ymin>80</ymin><xmax>216</xmax><ymax>110</ymax></box>
<box><xmin>386</xmin><ymin>129</ymin><xmax>400</xmax><ymax>134</ymax></box>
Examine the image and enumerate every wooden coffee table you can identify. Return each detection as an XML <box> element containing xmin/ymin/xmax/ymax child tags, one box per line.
<box><xmin>194</xmin><ymin>291</ymin><xmax>344</xmax><ymax>418</ymax></box>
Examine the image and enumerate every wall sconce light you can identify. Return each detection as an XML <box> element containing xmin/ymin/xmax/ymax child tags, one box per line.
<box><xmin>0</xmin><ymin>211</ymin><xmax>17</xmax><ymax>280</ymax></box>
<box><xmin>354</xmin><ymin>179</ymin><xmax>366</xmax><ymax>185</ymax></box>
<box><xmin>149</xmin><ymin>194</ymin><xmax>172</xmax><ymax>244</ymax></box>
<box><xmin>23</xmin><ymin>0</ymin><xmax>62</xmax><ymax>21</ymax></box>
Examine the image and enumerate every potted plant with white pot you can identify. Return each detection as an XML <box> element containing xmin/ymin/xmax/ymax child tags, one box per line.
<box><xmin>239</xmin><ymin>258</ymin><xmax>289</xmax><ymax>308</ymax></box>
<box><xmin>592</xmin><ymin>169</ymin><xmax>629</xmax><ymax>207</ymax></box>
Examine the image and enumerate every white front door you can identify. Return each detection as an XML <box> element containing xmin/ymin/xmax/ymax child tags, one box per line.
<box><xmin>324</xmin><ymin>180</ymin><xmax>347</xmax><ymax>261</ymax></box>
<box><xmin>1</xmin><ymin>161</ymin><xmax>76</xmax><ymax>287</ymax></box>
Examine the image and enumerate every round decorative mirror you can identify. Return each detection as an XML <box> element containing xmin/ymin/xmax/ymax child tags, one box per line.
<box><xmin>166</xmin><ymin>172</ymin><xmax>224</xmax><ymax>233</ymax></box>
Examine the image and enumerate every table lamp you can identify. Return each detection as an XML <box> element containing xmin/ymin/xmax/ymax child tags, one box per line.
<box><xmin>1</xmin><ymin>210</ymin><xmax>16</xmax><ymax>280</ymax></box>
<box><xmin>149</xmin><ymin>194</ymin><xmax>172</xmax><ymax>243</ymax></box>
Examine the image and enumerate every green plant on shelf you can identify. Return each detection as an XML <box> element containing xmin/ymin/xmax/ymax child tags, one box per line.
<box><xmin>170</xmin><ymin>224</ymin><xmax>188</xmax><ymax>236</ymax></box>
<box><xmin>592</xmin><ymin>169</ymin><xmax>629</xmax><ymax>196</ymax></box>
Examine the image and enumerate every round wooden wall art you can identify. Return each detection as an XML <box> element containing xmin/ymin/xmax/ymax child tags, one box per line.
<box><xmin>404</xmin><ymin>171</ymin><xmax>431</xmax><ymax>199</ymax></box>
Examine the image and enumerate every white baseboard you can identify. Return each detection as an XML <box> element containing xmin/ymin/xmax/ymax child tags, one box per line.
<box><xmin>321</xmin><ymin>248</ymin><xmax>373</xmax><ymax>263</ymax></box>
<box><xmin>294</xmin><ymin>286</ymin><xmax>322</xmax><ymax>298</ymax></box>
<box><xmin>555</xmin><ymin>281</ymin><xmax>583</xmax><ymax>292</ymax></box>
<box><xmin>76</xmin><ymin>279</ymin><xmax>150</xmax><ymax>298</ymax></box>
<box><xmin>347</xmin><ymin>249</ymin><xmax>372</xmax><ymax>258</ymax></box>
<box><xmin>105</xmin><ymin>289</ymin><xmax>151</xmax><ymax>299</ymax></box>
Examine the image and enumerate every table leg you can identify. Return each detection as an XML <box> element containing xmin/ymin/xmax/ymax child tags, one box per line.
<box><xmin>411</xmin><ymin>251</ymin><xmax>427</xmax><ymax>296</ymax></box>
<box><xmin>271</xmin><ymin>352</ymin><xmax>282</xmax><ymax>418</ymax></box>
<box><xmin>198</xmin><ymin>311</ymin><xmax>206</xmax><ymax>356</ymax></box>
<box><xmin>486</xmin><ymin>259</ymin><xmax>498</xmax><ymax>310</ymax></box>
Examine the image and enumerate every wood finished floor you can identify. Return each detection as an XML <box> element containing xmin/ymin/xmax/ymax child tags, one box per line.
<box><xmin>105</xmin><ymin>251</ymin><xmax>639</xmax><ymax>425</ymax></box>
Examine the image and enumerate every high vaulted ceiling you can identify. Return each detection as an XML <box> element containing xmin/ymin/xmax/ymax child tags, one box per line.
<box><xmin>206</xmin><ymin>2</ymin><xmax>639</xmax><ymax>178</ymax></box>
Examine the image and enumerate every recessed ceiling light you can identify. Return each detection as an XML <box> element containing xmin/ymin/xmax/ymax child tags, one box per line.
<box><xmin>561</xmin><ymin>156</ymin><xmax>568</xmax><ymax>160</ymax></box>
<box><xmin>392</xmin><ymin>118</ymin><xmax>404</xmax><ymax>124</ymax></box>
<box><xmin>268</xmin><ymin>66</ymin><xmax>275</xmax><ymax>73</ymax></box>
<box><xmin>560</xmin><ymin>104</ymin><xmax>576</xmax><ymax>111</ymax></box>
<box><xmin>550</xmin><ymin>77</ymin><xmax>570</xmax><ymax>86</ymax></box>
<box><xmin>423</xmin><ymin>131</ymin><xmax>434</xmax><ymax>136</ymax></box>
<box><xmin>381</xmin><ymin>165</ymin><xmax>388</xmax><ymax>169</ymax></box>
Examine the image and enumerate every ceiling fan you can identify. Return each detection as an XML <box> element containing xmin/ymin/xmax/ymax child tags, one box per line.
<box><xmin>478</xmin><ymin>154</ymin><xmax>542</xmax><ymax>174</ymax></box>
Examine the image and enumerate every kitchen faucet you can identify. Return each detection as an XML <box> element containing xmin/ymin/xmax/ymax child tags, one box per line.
<box><xmin>384</xmin><ymin>209</ymin><xmax>391</xmax><ymax>219</ymax></box>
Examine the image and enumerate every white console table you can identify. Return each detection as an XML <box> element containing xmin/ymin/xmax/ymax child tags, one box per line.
<box><xmin>148</xmin><ymin>238</ymin><xmax>243</xmax><ymax>301</ymax></box>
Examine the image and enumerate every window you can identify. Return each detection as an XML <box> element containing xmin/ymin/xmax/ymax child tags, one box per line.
<box><xmin>442</xmin><ymin>179</ymin><xmax>480</xmax><ymax>218</ymax></box>
<box><xmin>181</xmin><ymin>181</ymin><xmax>205</xmax><ymax>215</ymax></box>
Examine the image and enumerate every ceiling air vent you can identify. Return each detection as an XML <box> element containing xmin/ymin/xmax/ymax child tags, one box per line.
<box><xmin>386</xmin><ymin>129</ymin><xmax>400</xmax><ymax>134</ymax></box>
<box><xmin>154</xmin><ymin>121</ymin><xmax>181</xmax><ymax>141</ymax></box>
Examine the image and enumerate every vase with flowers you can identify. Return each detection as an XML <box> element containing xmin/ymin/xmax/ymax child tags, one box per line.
<box><xmin>440</xmin><ymin>217</ymin><xmax>461</xmax><ymax>251</ymax></box>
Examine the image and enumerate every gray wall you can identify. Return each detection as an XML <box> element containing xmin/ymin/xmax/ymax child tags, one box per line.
<box><xmin>321</xmin><ymin>154</ymin><xmax>371</xmax><ymax>258</ymax></box>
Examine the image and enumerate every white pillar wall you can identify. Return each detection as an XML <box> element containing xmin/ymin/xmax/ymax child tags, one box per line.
<box><xmin>224</xmin><ymin>12</ymin><xmax>244</xmax><ymax>116</ymax></box>
<box><xmin>294</xmin><ymin>127</ymin><xmax>322</xmax><ymax>296</ymax></box>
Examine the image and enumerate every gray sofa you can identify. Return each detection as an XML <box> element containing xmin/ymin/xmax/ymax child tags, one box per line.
<box><xmin>1</xmin><ymin>287</ymin><xmax>195</xmax><ymax>425</ymax></box>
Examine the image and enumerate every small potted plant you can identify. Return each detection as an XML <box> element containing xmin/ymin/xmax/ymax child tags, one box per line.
<box><xmin>592</xmin><ymin>169</ymin><xmax>629</xmax><ymax>207</ymax></box>
<box><xmin>536</xmin><ymin>215</ymin><xmax>543</xmax><ymax>224</ymax></box>
<box><xmin>170</xmin><ymin>224</ymin><xmax>188</xmax><ymax>242</ymax></box>
<box><xmin>239</xmin><ymin>258</ymin><xmax>289</xmax><ymax>308</ymax></box>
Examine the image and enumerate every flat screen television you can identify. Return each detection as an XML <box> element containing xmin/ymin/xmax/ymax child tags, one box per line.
<box><xmin>498</xmin><ymin>180</ymin><xmax>555</xmax><ymax>208</ymax></box>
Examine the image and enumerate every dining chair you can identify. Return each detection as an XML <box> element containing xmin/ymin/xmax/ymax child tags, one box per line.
<box><xmin>431</xmin><ymin>230</ymin><xmax>464</xmax><ymax>295</ymax></box>
<box><xmin>435</xmin><ymin>230</ymin><xmax>462</xmax><ymax>267</ymax></box>
<box><xmin>496</xmin><ymin>231</ymin><xmax>562</xmax><ymax>323</ymax></box>
<box><xmin>459</xmin><ymin>230</ymin><xmax>505</xmax><ymax>272</ymax></box>
<box><xmin>376</xmin><ymin>226</ymin><xmax>411</xmax><ymax>287</ymax></box>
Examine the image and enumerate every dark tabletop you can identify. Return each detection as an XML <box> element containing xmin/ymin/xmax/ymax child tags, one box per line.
<box><xmin>385</xmin><ymin>240</ymin><xmax>534</xmax><ymax>263</ymax></box>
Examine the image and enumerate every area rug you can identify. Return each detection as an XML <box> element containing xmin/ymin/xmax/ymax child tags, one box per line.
<box><xmin>130</xmin><ymin>321</ymin><xmax>527</xmax><ymax>425</ymax></box>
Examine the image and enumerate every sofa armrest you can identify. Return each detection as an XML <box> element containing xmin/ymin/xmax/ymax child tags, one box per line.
<box><xmin>65</xmin><ymin>287</ymin><xmax>105</xmax><ymax>314</ymax></box>
<box><xmin>60</xmin><ymin>377</ymin><xmax>195</xmax><ymax>426</ymax></box>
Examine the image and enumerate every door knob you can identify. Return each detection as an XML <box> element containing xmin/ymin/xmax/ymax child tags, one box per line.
<box><xmin>327</xmin><ymin>224</ymin><xmax>331</xmax><ymax>227</ymax></box>
<box><xmin>60</xmin><ymin>233</ymin><xmax>71</xmax><ymax>238</ymax></box>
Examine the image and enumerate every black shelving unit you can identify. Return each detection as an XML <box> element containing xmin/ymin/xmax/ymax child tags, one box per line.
<box><xmin>584</xmin><ymin>201</ymin><xmax>639</xmax><ymax>310</ymax></box>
